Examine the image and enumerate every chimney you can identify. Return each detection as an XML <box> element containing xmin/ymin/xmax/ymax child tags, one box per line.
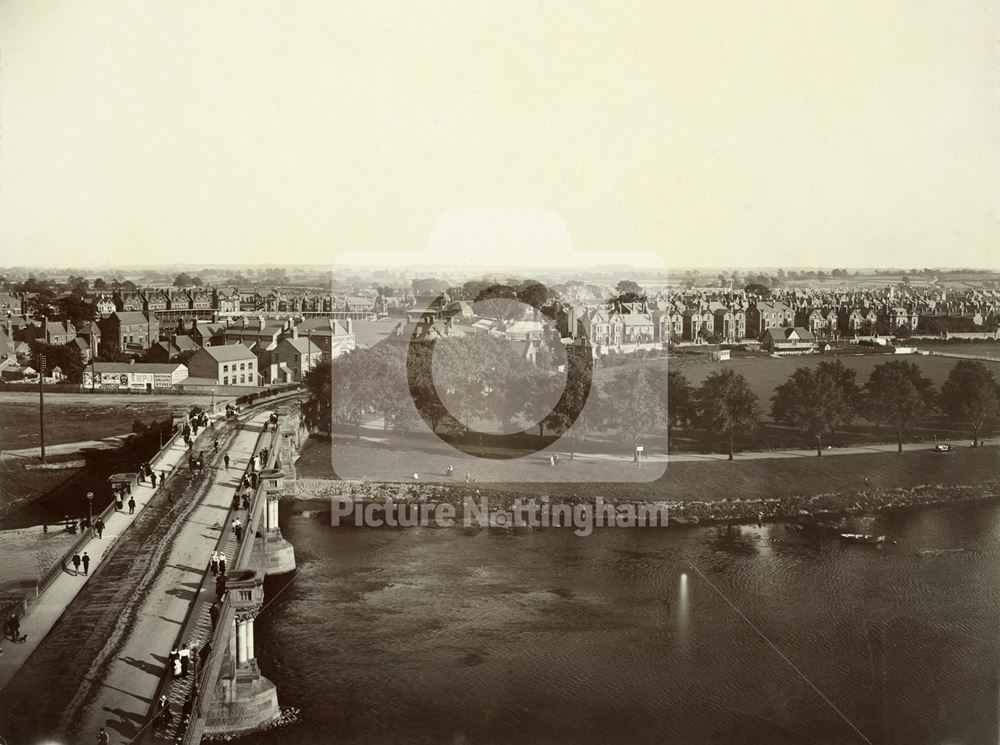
<box><xmin>258</xmin><ymin>316</ymin><xmax>265</xmax><ymax>331</ymax></box>
<box><xmin>346</xmin><ymin>318</ymin><xmax>353</xmax><ymax>334</ymax></box>
<box><xmin>129</xmin><ymin>358</ymin><xmax>135</xmax><ymax>366</ymax></box>
<box><xmin>292</xmin><ymin>324</ymin><xmax>298</xmax><ymax>339</ymax></box>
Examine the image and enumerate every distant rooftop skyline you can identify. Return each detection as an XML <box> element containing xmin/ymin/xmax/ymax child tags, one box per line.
<box><xmin>1</xmin><ymin>2</ymin><xmax>998</xmax><ymax>270</ymax></box>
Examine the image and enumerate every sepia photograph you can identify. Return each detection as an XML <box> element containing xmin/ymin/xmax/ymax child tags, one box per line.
<box><xmin>0</xmin><ymin>2</ymin><xmax>998</xmax><ymax>744</ymax></box>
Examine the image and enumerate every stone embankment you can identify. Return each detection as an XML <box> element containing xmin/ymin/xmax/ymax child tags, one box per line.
<box><xmin>296</xmin><ymin>477</ymin><xmax>1000</xmax><ymax>525</ymax></box>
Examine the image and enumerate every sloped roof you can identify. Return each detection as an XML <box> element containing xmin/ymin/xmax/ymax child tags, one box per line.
<box><xmin>198</xmin><ymin>344</ymin><xmax>257</xmax><ymax>362</ymax></box>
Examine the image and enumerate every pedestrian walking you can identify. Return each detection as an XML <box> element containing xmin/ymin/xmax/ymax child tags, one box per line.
<box><xmin>82</xmin><ymin>551</ymin><xmax>90</xmax><ymax>575</ymax></box>
<box><xmin>224</xmin><ymin>454</ymin><xmax>230</xmax><ymax>470</ymax></box>
<box><xmin>242</xmin><ymin>492</ymin><xmax>250</xmax><ymax>510</ymax></box>
<box><xmin>179</xmin><ymin>645</ymin><xmax>191</xmax><ymax>676</ymax></box>
<box><xmin>232</xmin><ymin>493</ymin><xmax>241</xmax><ymax>511</ymax></box>
<box><xmin>215</xmin><ymin>572</ymin><xmax>227</xmax><ymax>600</ymax></box>
<box><xmin>97</xmin><ymin>727</ymin><xmax>110</xmax><ymax>745</ymax></box>
<box><xmin>251</xmin><ymin>472</ymin><xmax>259</xmax><ymax>488</ymax></box>
<box><xmin>209</xmin><ymin>602</ymin><xmax>220</xmax><ymax>629</ymax></box>
<box><xmin>213</xmin><ymin>438</ymin><xmax>219</xmax><ymax>453</ymax></box>
<box><xmin>218</xmin><ymin>552</ymin><xmax>227</xmax><ymax>574</ymax></box>
<box><xmin>7</xmin><ymin>613</ymin><xmax>20</xmax><ymax>640</ymax></box>
<box><xmin>94</xmin><ymin>516</ymin><xmax>105</xmax><ymax>539</ymax></box>
<box><xmin>128</xmin><ymin>496</ymin><xmax>136</xmax><ymax>515</ymax></box>
<box><xmin>156</xmin><ymin>694</ymin><xmax>173</xmax><ymax>730</ymax></box>
<box><xmin>210</xmin><ymin>550</ymin><xmax>220</xmax><ymax>575</ymax></box>
<box><xmin>115</xmin><ymin>495</ymin><xmax>123</xmax><ymax>512</ymax></box>
<box><xmin>161</xmin><ymin>471</ymin><xmax>167</xmax><ymax>486</ymax></box>
<box><xmin>172</xmin><ymin>648</ymin><xmax>182</xmax><ymax>677</ymax></box>
<box><xmin>151</xmin><ymin>471</ymin><xmax>157</xmax><ymax>488</ymax></box>
<box><xmin>235</xmin><ymin>524</ymin><xmax>243</xmax><ymax>543</ymax></box>
<box><xmin>71</xmin><ymin>553</ymin><xmax>81</xmax><ymax>575</ymax></box>
<box><xmin>231</xmin><ymin>517</ymin><xmax>241</xmax><ymax>535</ymax></box>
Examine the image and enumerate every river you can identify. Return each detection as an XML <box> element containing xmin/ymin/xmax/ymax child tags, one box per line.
<box><xmin>248</xmin><ymin>499</ymin><xmax>1000</xmax><ymax>745</ymax></box>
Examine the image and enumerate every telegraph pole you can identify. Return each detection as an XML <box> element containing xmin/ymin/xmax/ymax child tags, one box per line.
<box><xmin>38</xmin><ymin>354</ymin><xmax>46</xmax><ymax>462</ymax></box>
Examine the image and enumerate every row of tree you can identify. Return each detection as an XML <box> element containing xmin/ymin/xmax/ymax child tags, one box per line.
<box><xmin>667</xmin><ymin>359</ymin><xmax>999</xmax><ymax>458</ymax></box>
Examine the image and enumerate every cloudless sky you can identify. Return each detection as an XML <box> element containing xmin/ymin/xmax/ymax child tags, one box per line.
<box><xmin>0</xmin><ymin>1</ymin><xmax>997</xmax><ymax>269</ymax></box>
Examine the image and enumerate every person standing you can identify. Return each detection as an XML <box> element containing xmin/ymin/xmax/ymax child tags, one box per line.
<box><xmin>215</xmin><ymin>572</ymin><xmax>227</xmax><ymax>601</ymax></box>
<box><xmin>210</xmin><ymin>550</ymin><xmax>220</xmax><ymax>575</ymax></box>
<box><xmin>71</xmin><ymin>553</ymin><xmax>81</xmax><ymax>575</ymax></box>
<box><xmin>235</xmin><ymin>523</ymin><xmax>243</xmax><ymax>544</ymax></box>
<box><xmin>209</xmin><ymin>602</ymin><xmax>220</xmax><ymax>629</ymax></box>
<box><xmin>151</xmin><ymin>471</ymin><xmax>157</xmax><ymax>488</ymax></box>
<box><xmin>82</xmin><ymin>551</ymin><xmax>91</xmax><ymax>576</ymax></box>
<box><xmin>218</xmin><ymin>552</ymin><xmax>227</xmax><ymax>575</ymax></box>
<box><xmin>128</xmin><ymin>496</ymin><xmax>136</xmax><ymax>515</ymax></box>
<box><xmin>224</xmin><ymin>454</ymin><xmax>230</xmax><ymax>470</ymax></box>
<box><xmin>94</xmin><ymin>516</ymin><xmax>105</xmax><ymax>539</ymax></box>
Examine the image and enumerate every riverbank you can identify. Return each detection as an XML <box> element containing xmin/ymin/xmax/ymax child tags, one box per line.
<box><xmin>295</xmin><ymin>444</ymin><xmax>1000</xmax><ymax>526</ymax></box>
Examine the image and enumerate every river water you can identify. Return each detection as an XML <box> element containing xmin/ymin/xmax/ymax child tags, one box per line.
<box><xmin>249</xmin><ymin>499</ymin><xmax>1000</xmax><ymax>745</ymax></box>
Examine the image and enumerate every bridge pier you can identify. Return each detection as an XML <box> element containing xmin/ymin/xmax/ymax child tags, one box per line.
<box><xmin>250</xmin><ymin>468</ymin><xmax>297</xmax><ymax>575</ymax></box>
<box><xmin>201</xmin><ymin>571</ymin><xmax>281</xmax><ymax>738</ymax></box>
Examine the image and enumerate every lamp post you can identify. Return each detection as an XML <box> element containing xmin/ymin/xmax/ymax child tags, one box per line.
<box><xmin>86</xmin><ymin>491</ymin><xmax>94</xmax><ymax>528</ymax></box>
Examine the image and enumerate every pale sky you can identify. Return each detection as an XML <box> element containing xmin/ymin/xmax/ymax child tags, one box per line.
<box><xmin>0</xmin><ymin>0</ymin><xmax>998</xmax><ymax>269</ymax></box>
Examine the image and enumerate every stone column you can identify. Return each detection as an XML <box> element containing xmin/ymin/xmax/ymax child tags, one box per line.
<box><xmin>268</xmin><ymin>498</ymin><xmax>279</xmax><ymax>532</ymax></box>
<box><xmin>246</xmin><ymin>617</ymin><xmax>255</xmax><ymax>661</ymax></box>
<box><xmin>236</xmin><ymin>618</ymin><xmax>248</xmax><ymax>665</ymax></box>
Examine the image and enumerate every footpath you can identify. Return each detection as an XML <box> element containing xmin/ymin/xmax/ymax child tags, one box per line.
<box><xmin>70</xmin><ymin>412</ymin><xmax>268</xmax><ymax>745</ymax></box>
<box><xmin>0</xmin><ymin>427</ymin><xmax>194</xmax><ymax>690</ymax></box>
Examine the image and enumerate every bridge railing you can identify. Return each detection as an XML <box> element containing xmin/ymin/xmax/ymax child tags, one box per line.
<box><xmin>177</xmin><ymin>413</ymin><xmax>286</xmax><ymax>745</ymax></box>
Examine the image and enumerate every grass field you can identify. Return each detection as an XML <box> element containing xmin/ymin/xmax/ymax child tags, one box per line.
<box><xmin>0</xmin><ymin>393</ymin><xmax>214</xmax><ymax>452</ymax></box>
<box><xmin>598</xmin><ymin>352</ymin><xmax>1000</xmax><ymax>414</ymax></box>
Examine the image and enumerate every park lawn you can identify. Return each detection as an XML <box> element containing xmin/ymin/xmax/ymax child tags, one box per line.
<box><xmin>598</xmin><ymin>352</ymin><xmax>1000</xmax><ymax>416</ymax></box>
<box><xmin>0</xmin><ymin>398</ymin><xmax>200</xmax><ymax>451</ymax></box>
<box><xmin>296</xmin><ymin>435</ymin><xmax>1000</xmax><ymax>504</ymax></box>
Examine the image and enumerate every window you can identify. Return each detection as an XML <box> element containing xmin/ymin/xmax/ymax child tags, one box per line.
<box><xmin>238</xmin><ymin>589</ymin><xmax>252</xmax><ymax>601</ymax></box>
<box><xmin>223</xmin><ymin>363</ymin><xmax>228</xmax><ymax>372</ymax></box>
<box><xmin>223</xmin><ymin>376</ymin><xmax>229</xmax><ymax>385</ymax></box>
<box><xmin>240</xmin><ymin>374</ymin><xmax>245</xmax><ymax>383</ymax></box>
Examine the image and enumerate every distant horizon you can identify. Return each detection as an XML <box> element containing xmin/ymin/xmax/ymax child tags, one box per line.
<box><xmin>2</xmin><ymin>263</ymin><xmax>998</xmax><ymax>274</ymax></box>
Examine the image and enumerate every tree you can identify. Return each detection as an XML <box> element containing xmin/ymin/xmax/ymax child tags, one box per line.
<box><xmin>29</xmin><ymin>341</ymin><xmax>85</xmax><ymax>383</ymax></box>
<box><xmin>302</xmin><ymin>360</ymin><xmax>332</xmax><ymax>432</ymax></box>
<box><xmin>174</xmin><ymin>273</ymin><xmax>195</xmax><ymax>287</ymax></box>
<box><xmin>771</xmin><ymin>360</ymin><xmax>859</xmax><ymax>456</ymax></box>
<box><xmin>940</xmin><ymin>361</ymin><xmax>1000</xmax><ymax>447</ymax></box>
<box><xmin>695</xmin><ymin>369</ymin><xmax>761</xmax><ymax>460</ymax></box>
<box><xmin>516</xmin><ymin>282</ymin><xmax>549</xmax><ymax>310</ymax></box>
<box><xmin>93</xmin><ymin>277</ymin><xmax>108</xmax><ymax>291</ymax></box>
<box><xmin>58</xmin><ymin>294</ymin><xmax>96</xmax><ymax>329</ymax></box>
<box><xmin>666</xmin><ymin>368</ymin><xmax>693</xmax><ymax>448</ymax></box>
<box><xmin>609</xmin><ymin>280</ymin><xmax>647</xmax><ymax>310</ymax></box>
<box><xmin>865</xmin><ymin>360</ymin><xmax>936</xmax><ymax>452</ymax></box>
<box><xmin>744</xmin><ymin>283</ymin><xmax>770</xmax><ymax>298</ymax></box>
<box><xmin>603</xmin><ymin>368</ymin><xmax>663</xmax><ymax>461</ymax></box>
